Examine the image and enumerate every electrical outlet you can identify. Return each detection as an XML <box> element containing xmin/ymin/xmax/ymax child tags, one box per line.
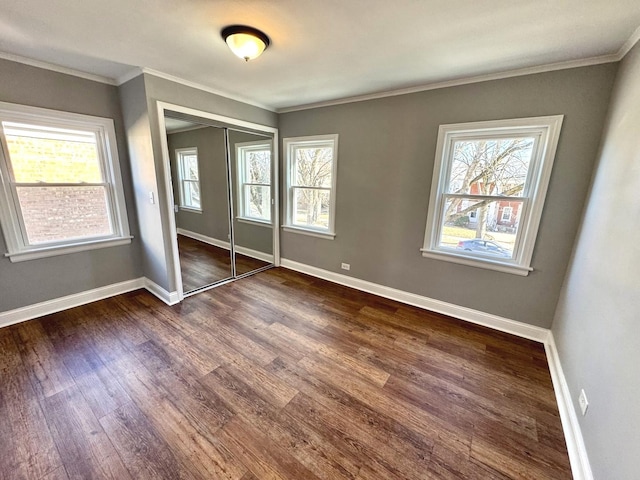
<box><xmin>341</xmin><ymin>263</ymin><xmax>350</xmax><ymax>271</ymax></box>
<box><xmin>578</xmin><ymin>389</ymin><xmax>589</xmax><ymax>416</ymax></box>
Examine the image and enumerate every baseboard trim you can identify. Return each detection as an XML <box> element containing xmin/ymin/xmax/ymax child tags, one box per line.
<box><xmin>280</xmin><ymin>258</ymin><xmax>549</xmax><ymax>342</ymax></box>
<box><xmin>545</xmin><ymin>334</ymin><xmax>594</xmax><ymax>480</ymax></box>
<box><xmin>144</xmin><ymin>278</ymin><xmax>180</xmax><ymax>306</ymax></box>
<box><xmin>177</xmin><ymin>228</ymin><xmax>273</xmax><ymax>263</ymax></box>
<box><xmin>0</xmin><ymin>278</ymin><xmax>146</xmax><ymax>329</ymax></box>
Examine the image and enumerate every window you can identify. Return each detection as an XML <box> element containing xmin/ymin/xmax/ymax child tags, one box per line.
<box><xmin>0</xmin><ymin>102</ymin><xmax>131</xmax><ymax>262</ymax></box>
<box><xmin>501</xmin><ymin>206</ymin><xmax>513</xmax><ymax>222</ymax></box>
<box><xmin>176</xmin><ymin>148</ymin><xmax>201</xmax><ymax>211</ymax></box>
<box><xmin>421</xmin><ymin>116</ymin><xmax>563</xmax><ymax>275</ymax></box>
<box><xmin>236</xmin><ymin>141</ymin><xmax>272</xmax><ymax>224</ymax></box>
<box><xmin>283</xmin><ymin>134</ymin><xmax>338</xmax><ymax>238</ymax></box>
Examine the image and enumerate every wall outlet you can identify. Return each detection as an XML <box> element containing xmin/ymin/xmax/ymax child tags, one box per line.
<box><xmin>578</xmin><ymin>389</ymin><xmax>589</xmax><ymax>416</ymax></box>
<box><xmin>341</xmin><ymin>263</ymin><xmax>350</xmax><ymax>271</ymax></box>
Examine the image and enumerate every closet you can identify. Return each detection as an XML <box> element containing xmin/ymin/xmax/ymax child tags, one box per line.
<box><xmin>158</xmin><ymin>106</ymin><xmax>278</xmax><ymax>297</ymax></box>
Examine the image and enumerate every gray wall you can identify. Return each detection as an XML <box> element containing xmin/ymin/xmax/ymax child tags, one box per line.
<box><xmin>278</xmin><ymin>64</ymin><xmax>617</xmax><ymax>328</ymax></box>
<box><xmin>168</xmin><ymin>127</ymin><xmax>229</xmax><ymax>241</ymax></box>
<box><xmin>552</xmin><ymin>44</ymin><xmax>640</xmax><ymax>479</ymax></box>
<box><xmin>0</xmin><ymin>59</ymin><xmax>141</xmax><ymax>312</ymax></box>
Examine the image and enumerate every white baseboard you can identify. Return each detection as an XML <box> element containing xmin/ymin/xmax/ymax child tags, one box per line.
<box><xmin>235</xmin><ymin>245</ymin><xmax>273</xmax><ymax>263</ymax></box>
<box><xmin>280</xmin><ymin>258</ymin><xmax>549</xmax><ymax>342</ymax></box>
<box><xmin>177</xmin><ymin>228</ymin><xmax>273</xmax><ymax>263</ymax></box>
<box><xmin>0</xmin><ymin>278</ymin><xmax>146</xmax><ymax>329</ymax></box>
<box><xmin>545</xmin><ymin>334</ymin><xmax>593</xmax><ymax>480</ymax></box>
<box><xmin>177</xmin><ymin>228</ymin><xmax>229</xmax><ymax>249</ymax></box>
<box><xmin>144</xmin><ymin>278</ymin><xmax>180</xmax><ymax>306</ymax></box>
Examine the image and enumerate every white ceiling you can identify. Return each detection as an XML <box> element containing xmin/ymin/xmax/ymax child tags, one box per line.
<box><xmin>1</xmin><ymin>0</ymin><xmax>639</xmax><ymax>111</ymax></box>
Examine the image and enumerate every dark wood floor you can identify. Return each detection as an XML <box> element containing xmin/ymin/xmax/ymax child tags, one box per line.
<box><xmin>0</xmin><ymin>268</ymin><xmax>571</xmax><ymax>479</ymax></box>
<box><xmin>178</xmin><ymin>235</ymin><xmax>270</xmax><ymax>291</ymax></box>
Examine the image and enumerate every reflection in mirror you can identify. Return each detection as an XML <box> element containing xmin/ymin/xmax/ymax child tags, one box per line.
<box><xmin>165</xmin><ymin>115</ymin><xmax>233</xmax><ymax>292</ymax></box>
<box><xmin>229</xmin><ymin>129</ymin><xmax>274</xmax><ymax>276</ymax></box>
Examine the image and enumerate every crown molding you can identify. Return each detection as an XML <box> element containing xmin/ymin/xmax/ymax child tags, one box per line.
<box><xmin>0</xmin><ymin>51</ymin><xmax>117</xmax><ymax>85</ymax></box>
<box><xmin>133</xmin><ymin>67</ymin><xmax>277</xmax><ymax>112</ymax></box>
<box><xmin>277</xmin><ymin>53</ymin><xmax>619</xmax><ymax>113</ymax></box>
<box><xmin>116</xmin><ymin>67</ymin><xmax>144</xmax><ymax>86</ymax></box>
<box><xmin>617</xmin><ymin>24</ymin><xmax>640</xmax><ymax>59</ymax></box>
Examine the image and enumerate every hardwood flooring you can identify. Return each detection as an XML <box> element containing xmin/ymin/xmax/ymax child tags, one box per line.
<box><xmin>0</xmin><ymin>268</ymin><xmax>572</xmax><ymax>479</ymax></box>
<box><xmin>178</xmin><ymin>235</ymin><xmax>270</xmax><ymax>292</ymax></box>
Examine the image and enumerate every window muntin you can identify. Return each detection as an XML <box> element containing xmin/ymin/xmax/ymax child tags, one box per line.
<box><xmin>236</xmin><ymin>141</ymin><xmax>272</xmax><ymax>224</ymax></box>
<box><xmin>0</xmin><ymin>102</ymin><xmax>131</xmax><ymax>261</ymax></box>
<box><xmin>283</xmin><ymin>135</ymin><xmax>338</xmax><ymax>237</ymax></box>
<box><xmin>421</xmin><ymin>116</ymin><xmax>563</xmax><ymax>275</ymax></box>
<box><xmin>176</xmin><ymin>148</ymin><xmax>201</xmax><ymax>211</ymax></box>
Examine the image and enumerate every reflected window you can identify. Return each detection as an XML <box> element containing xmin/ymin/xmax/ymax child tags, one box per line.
<box><xmin>236</xmin><ymin>141</ymin><xmax>271</xmax><ymax>224</ymax></box>
<box><xmin>283</xmin><ymin>134</ymin><xmax>338</xmax><ymax>239</ymax></box>
<box><xmin>0</xmin><ymin>102</ymin><xmax>131</xmax><ymax>262</ymax></box>
<box><xmin>421</xmin><ymin>116</ymin><xmax>563</xmax><ymax>275</ymax></box>
<box><xmin>176</xmin><ymin>147</ymin><xmax>201</xmax><ymax>211</ymax></box>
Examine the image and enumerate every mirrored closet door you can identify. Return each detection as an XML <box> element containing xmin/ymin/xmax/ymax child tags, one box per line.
<box><xmin>162</xmin><ymin>109</ymin><xmax>277</xmax><ymax>296</ymax></box>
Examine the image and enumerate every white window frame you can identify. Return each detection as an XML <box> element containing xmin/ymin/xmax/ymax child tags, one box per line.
<box><xmin>283</xmin><ymin>134</ymin><xmax>338</xmax><ymax>239</ymax></box>
<box><xmin>235</xmin><ymin>140</ymin><xmax>272</xmax><ymax>226</ymax></box>
<box><xmin>0</xmin><ymin>102</ymin><xmax>132</xmax><ymax>263</ymax></box>
<box><xmin>501</xmin><ymin>206</ymin><xmax>513</xmax><ymax>222</ymax></box>
<box><xmin>421</xmin><ymin>115</ymin><xmax>563</xmax><ymax>276</ymax></box>
<box><xmin>175</xmin><ymin>147</ymin><xmax>201</xmax><ymax>212</ymax></box>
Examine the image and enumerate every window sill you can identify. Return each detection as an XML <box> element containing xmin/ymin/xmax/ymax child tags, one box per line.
<box><xmin>179</xmin><ymin>207</ymin><xmax>202</xmax><ymax>214</ymax></box>
<box><xmin>237</xmin><ymin>217</ymin><xmax>272</xmax><ymax>228</ymax></box>
<box><xmin>420</xmin><ymin>249</ymin><xmax>532</xmax><ymax>276</ymax></box>
<box><xmin>282</xmin><ymin>225</ymin><xmax>335</xmax><ymax>240</ymax></box>
<box><xmin>5</xmin><ymin>236</ymin><xmax>133</xmax><ymax>263</ymax></box>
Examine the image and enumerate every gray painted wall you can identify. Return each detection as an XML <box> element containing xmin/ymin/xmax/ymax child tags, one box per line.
<box><xmin>552</xmin><ymin>43</ymin><xmax>640</xmax><ymax>479</ymax></box>
<box><xmin>0</xmin><ymin>59</ymin><xmax>141</xmax><ymax>312</ymax></box>
<box><xmin>168</xmin><ymin>127</ymin><xmax>230</xmax><ymax>241</ymax></box>
<box><xmin>278</xmin><ymin>64</ymin><xmax>617</xmax><ymax>328</ymax></box>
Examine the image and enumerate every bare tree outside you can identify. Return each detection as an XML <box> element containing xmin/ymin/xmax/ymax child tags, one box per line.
<box><xmin>443</xmin><ymin>138</ymin><xmax>533</xmax><ymax>239</ymax></box>
<box><xmin>246</xmin><ymin>150</ymin><xmax>271</xmax><ymax>219</ymax></box>
<box><xmin>293</xmin><ymin>147</ymin><xmax>333</xmax><ymax>227</ymax></box>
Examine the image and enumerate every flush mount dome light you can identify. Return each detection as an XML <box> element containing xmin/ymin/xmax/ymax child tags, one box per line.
<box><xmin>221</xmin><ymin>25</ymin><xmax>270</xmax><ymax>61</ymax></box>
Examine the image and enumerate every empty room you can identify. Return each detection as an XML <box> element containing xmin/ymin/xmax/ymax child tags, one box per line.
<box><xmin>0</xmin><ymin>1</ymin><xmax>639</xmax><ymax>479</ymax></box>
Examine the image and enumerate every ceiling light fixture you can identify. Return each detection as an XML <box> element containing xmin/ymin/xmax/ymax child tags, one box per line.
<box><xmin>221</xmin><ymin>25</ymin><xmax>270</xmax><ymax>62</ymax></box>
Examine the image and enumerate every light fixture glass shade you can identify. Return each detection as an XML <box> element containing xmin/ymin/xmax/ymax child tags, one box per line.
<box><xmin>222</xmin><ymin>26</ymin><xmax>270</xmax><ymax>62</ymax></box>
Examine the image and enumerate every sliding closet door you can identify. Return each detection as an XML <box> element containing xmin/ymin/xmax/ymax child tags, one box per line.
<box><xmin>165</xmin><ymin>117</ymin><xmax>233</xmax><ymax>293</ymax></box>
<box><xmin>228</xmin><ymin>129</ymin><xmax>275</xmax><ymax>276</ymax></box>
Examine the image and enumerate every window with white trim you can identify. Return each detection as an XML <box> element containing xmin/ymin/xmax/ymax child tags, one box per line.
<box><xmin>236</xmin><ymin>141</ymin><xmax>272</xmax><ymax>224</ymax></box>
<box><xmin>501</xmin><ymin>206</ymin><xmax>513</xmax><ymax>222</ymax></box>
<box><xmin>0</xmin><ymin>102</ymin><xmax>131</xmax><ymax>262</ymax></box>
<box><xmin>176</xmin><ymin>148</ymin><xmax>201</xmax><ymax>211</ymax></box>
<box><xmin>283</xmin><ymin>134</ymin><xmax>338</xmax><ymax>238</ymax></box>
<box><xmin>421</xmin><ymin>116</ymin><xmax>563</xmax><ymax>276</ymax></box>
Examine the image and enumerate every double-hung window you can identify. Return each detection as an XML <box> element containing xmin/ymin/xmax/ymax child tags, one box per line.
<box><xmin>236</xmin><ymin>141</ymin><xmax>272</xmax><ymax>224</ymax></box>
<box><xmin>176</xmin><ymin>148</ymin><xmax>201</xmax><ymax>212</ymax></box>
<box><xmin>0</xmin><ymin>102</ymin><xmax>131</xmax><ymax>262</ymax></box>
<box><xmin>421</xmin><ymin>116</ymin><xmax>563</xmax><ymax>275</ymax></box>
<box><xmin>283</xmin><ymin>134</ymin><xmax>338</xmax><ymax>239</ymax></box>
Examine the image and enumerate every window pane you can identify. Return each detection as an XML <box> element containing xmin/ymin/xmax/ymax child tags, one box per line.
<box><xmin>446</xmin><ymin>138</ymin><xmax>535</xmax><ymax>196</ymax></box>
<box><xmin>183</xmin><ymin>181</ymin><xmax>200</xmax><ymax>209</ymax></box>
<box><xmin>293</xmin><ymin>188</ymin><xmax>330</xmax><ymax>229</ymax></box>
<box><xmin>294</xmin><ymin>147</ymin><xmax>333</xmax><ymax>187</ymax></box>
<box><xmin>246</xmin><ymin>150</ymin><xmax>270</xmax><ymax>184</ymax></box>
<box><xmin>245</xmin><ymin>185</ymin><xmax>271</xmax><ymax>221</ymax></box>
<box><xmin>4</xmin><ymin>123</ymin><xmax>102</xmax><ymax>183</ymax></box>
<box><xmin>438</xmin><ymin>197</ymin><xmax>524</xmax><ymax>258</ymax></box>
<box><xmin>16</xmin><ymin>186</ymin><xmax>112</xmax><ymax>244</ymax></box>
<box><xmin>182</xmin><ymin>155</ymin><xmax>199</xmax><ymax>181</ymax></box>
